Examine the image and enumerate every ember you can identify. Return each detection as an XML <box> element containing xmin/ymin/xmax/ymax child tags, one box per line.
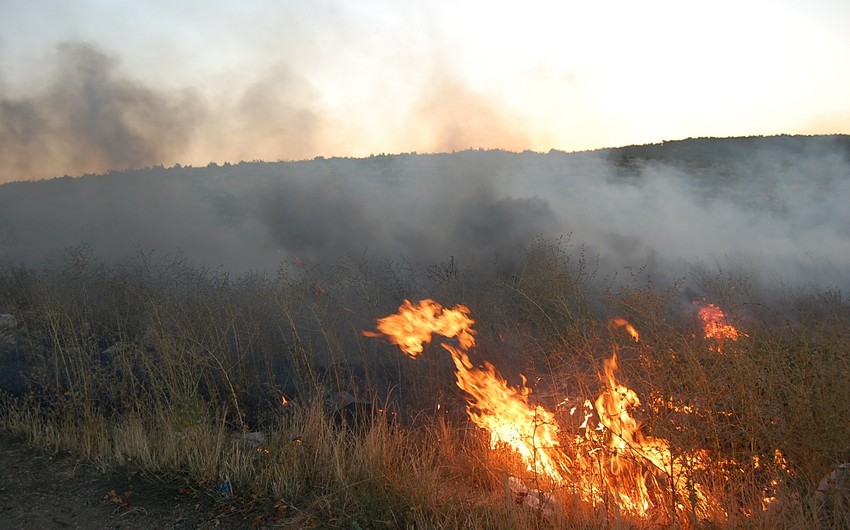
<box><xmin>694</xmin><ymin>301</ymin><xmax>746</xmax><ymax>351</ymax></box>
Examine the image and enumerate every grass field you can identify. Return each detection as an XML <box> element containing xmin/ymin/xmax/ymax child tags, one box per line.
<box><xmin>1</xmin><ymin>241</ymin><xmax>848</xmax><ymax>528</ymax></box>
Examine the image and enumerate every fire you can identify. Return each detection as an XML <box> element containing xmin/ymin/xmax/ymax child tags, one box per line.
<box><xmin>591</xmin><ymin>355</ymin><xmax>710</xmax><ymax>516</ymax></box>
<box><xmin>694</xmin><ymin>301</ymin><xmax>746</xmax><ymax>351</ymax></box>
<box><xmin>366</xmin><ymin>299</ymin><xmax>721</xmax><ymax>520</ymax></box>
<box><xmin>595</xmin><ymin>354</ymin><xmax>655</xmax><ymax>511</ymax></box>
<box><xmin>365</xmin><ymin>299</ymin><xmax>566</xmax><ymax>481</ymax></box>
<box><xmin>761</xmin><ymin>449</ymin><xmax>790</xmax><ymax>511</ymax></box>
<box><xmin>447</xmin><ymin>344</ymin><xmax>567</xmax><ymax>481</ymax></box>
<box><xmin>362</xmin><ymin>299</ymin><xmax>475</xmax><ymax>357</ymax></box>
<box><xmin>611</xmin><ymin>317</ymin><xmax>640</xmax><ymax>343</ymax></box>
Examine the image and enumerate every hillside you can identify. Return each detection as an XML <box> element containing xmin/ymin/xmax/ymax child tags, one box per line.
<box><xmin>0</xmin><ymin>135</ymin><xmax>849</xmax><ymax>528</ymax></box>
<box><xmin>1</xmin><ymin>134</ymin><xmax>848</xmax><ymax>291</ymax></box>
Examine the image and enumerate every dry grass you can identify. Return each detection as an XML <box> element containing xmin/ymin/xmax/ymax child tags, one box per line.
<box><xmin>0</xmin><ymin>242</ymin><xmax>848</xmax><ymax>528</ymax></box>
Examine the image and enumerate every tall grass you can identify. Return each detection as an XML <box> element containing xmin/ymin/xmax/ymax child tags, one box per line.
<box><xmin>0</xmin><ymin>241</ymin><xmax>847</xmax><ymax>528</ymax></box>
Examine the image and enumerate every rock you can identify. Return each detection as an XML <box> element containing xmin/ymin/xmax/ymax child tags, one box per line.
<box><xmin>0</xmin><ymin>313</ymin><xmax>17</xmax><ymax>345</ymax></box>
<box><xmin>327</xmin><ymin>391</ymin><xmax>377</xmax><ymax>429</ymax></box>
<box><xmin>509</xmin><ymin>476</ymin><xmax>559</xmax><ymax>520</ymax></box>
<box><xmin>810</xmin><ymin>463</ymin><xmax>850</xmax><ymax>529</ymax></box>
<box><xmin>233</xmin><ymin>431</ymin><xmax>267</xmax><ymax>451</ymax></box>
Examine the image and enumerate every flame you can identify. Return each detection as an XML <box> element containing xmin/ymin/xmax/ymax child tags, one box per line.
<box><xmin>281</xmin><ymin>394</ymin><xmax>289</xmax><ymax>406</ymax></box>
<box><xmin>590</xmin><ymin>354</ymin><xmax>711</xmax><ymax>515</ymax></box>
<box><xmin>447</xmin><ymin>344</ymin><xmax>567</xmax><ymax>481</ymax></box>
<box><xmin>365</xmin><ymin>299</ymin><xmax>566</xmax><ymax>481</ymax></box>
<box><xmin>366</xmin><ymin>300</ymin><xmax>722</xmax><ymax>520</ymax></box>
<box><xmin>611</xmin><ymin>317</ymin><xmax>640</xmax><ymax>343</ymax></box>
<box><xmin>694</xmin><ymin>301</ymin><xmax>746</xmax><ymax>350</ymax></box>
<box><xmin>362</xmin><ymin>299</ymin><xmax>475</xmax><ymax>357</ymax></box>
<box><xmin>595</xmin><ymin>354</ymin><xmax>655</xmax><ymax>512</ymax></box>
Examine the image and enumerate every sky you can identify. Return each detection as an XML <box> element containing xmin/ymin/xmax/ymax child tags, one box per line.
<box><xmin>1</xmin><ymin>0</ymin><xmax>849</xmax><ymax>182</ymax></box>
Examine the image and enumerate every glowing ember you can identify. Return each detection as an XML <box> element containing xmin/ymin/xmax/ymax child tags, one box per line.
<box><xmin>762</xmin><ymin>449</ymin><xmax>790</xmax><ymax>511</ymax></box>
<box><xmin>695</xmin><ymin>301</ymin><xmax>746</xmax><ymax>346</ymax></box>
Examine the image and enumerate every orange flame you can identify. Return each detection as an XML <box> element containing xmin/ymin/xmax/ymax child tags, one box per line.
<box><xmin>365</xmin><ymin>299</ymin><xmax>566</xmax><ymax>481</ymax></box>
<box><xmin>362</xmin><ymin>299</ymin><xmax>475</xmax><ymax>357</ymax></box>
<box><xmin>447</xmin><ymin>344</ymin><xmax>567</xmax><ymax>481</ymax></box>
<box><xmin>694</xmin><ymin>301</ymin><xmax>746</xmax><ymax>351</ymax></box>
<box><xmin>591</xmin><ymin>354</ymin><xmax>710</xmax><ymax>515</ymax></box>
<box><xmin>611</xmin><ymin>317</ymin><xmax>640</xmax><ymax>343</ymax></box>
<box><xmin>366</xmin><ymin>300</ymin><xmax>721</xmax><ymax>519</ymax></box>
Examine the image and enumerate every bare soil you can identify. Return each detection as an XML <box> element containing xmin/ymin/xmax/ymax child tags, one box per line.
<box><xmin>0</xmin><ymin>434</ymin><xmax>280</xmax><ymax>530</ymax></box>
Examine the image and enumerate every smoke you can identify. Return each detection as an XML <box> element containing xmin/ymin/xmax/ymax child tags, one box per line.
<box><xmin>0</xmin><ymin>41</ymin><xmax>548</xmax><ymax>184</ymax></box>
<box><xmin>222</xmin><ymin>64</ymin><xmax>326</xmax><ymax>163</ymax></box>
<box><xmin>0</xmin><ymin>41</ymin><xmax>847</xmax><ymax>294</ymax></box>
<box><xmin>1</xmin><ymin>137</ymin><xmax>847</xmax><ymax>301</ymax></box>
<box><xmin>410</xmin><ymin>72</ymin><xmax>530</xmax><ymax>153</ymax></box>
<box><xmin>255</xmin><ymin>156</ymin><xmax>558</xmax><ymax>272</ymax></box>
<box><xmin>0</xmin><ymin>42</ymin><xmax>332</xmax><ymax>183</ymax></box>
<box><xmin>258</xmin><ymin>177</ymin><xmax>376</xmax><ymax>263</ymax></box>
<box><xmin>0</xmin><ymin>42</ymin><xmax>204</xmax><ymax>182</ymax></box>
<box><xmin>572</xmin><ymin>139</ymin><xmax>850</xmax><ymax>295</ymax></box>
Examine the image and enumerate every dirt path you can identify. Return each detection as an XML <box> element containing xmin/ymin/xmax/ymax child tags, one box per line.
<box><xmin>0</xmin><ymin>434</ymin><xmax>267</xmax><ymax>529</ymax></box>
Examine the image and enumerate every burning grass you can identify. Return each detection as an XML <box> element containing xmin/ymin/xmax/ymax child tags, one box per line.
<box><xmin>0</xmin><ymin>243</ymin><xmax>848</xmax><ymax>528</ymax></box>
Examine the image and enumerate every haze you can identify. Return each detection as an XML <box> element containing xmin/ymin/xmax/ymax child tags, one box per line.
<box><xmin>1</xmin><ymin>138</ymin><xmax>848</xmax><ymax>298</ymax></box>
<box><xmin>2</xmin><ymin>1</ymin><xmax>849</xmax><ymax>182</ymax></box>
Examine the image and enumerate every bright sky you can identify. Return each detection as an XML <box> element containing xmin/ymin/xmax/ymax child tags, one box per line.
<box><xmin>1</xmin><ymin>0</ymin><xmax>849</xmax><ymax>179</ymax></box>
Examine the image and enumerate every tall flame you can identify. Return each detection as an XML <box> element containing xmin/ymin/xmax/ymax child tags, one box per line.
<box><xmin>448</xmin><ymin>344</ymin><xmax>567</xmax><ymax>481</ymax></box>
<box><xmin>591</xmin><ymin>354</ymin><xmax>709</xmax><ymax>515</ymax></box>
<box><xmin>366</xmin><ymin>301</ymin><xmax>720</xmax><ymax>520</ymax></box>
<box><xmin>365</xmin><ymin>299</ymin><xmax>566</xmax><ymax>481</ymax></box>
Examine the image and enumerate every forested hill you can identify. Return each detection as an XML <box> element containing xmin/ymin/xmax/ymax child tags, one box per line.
<box><xmin>1</xmin><ymin>135</ymin><xmax>848</xmax><ymax>292</ymax></box>
<box><xmin>598</xmin><ymin>134</ymin><xmax>850</xmax><ymax>169</ymax></box>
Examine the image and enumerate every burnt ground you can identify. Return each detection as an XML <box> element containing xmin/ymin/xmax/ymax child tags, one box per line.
<box><xmin>0</xmin><ymin>433</ymin><xmax>288</xmax><ymax>530</ymax></box>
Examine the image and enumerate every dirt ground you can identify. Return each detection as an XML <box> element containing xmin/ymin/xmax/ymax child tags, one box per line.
<box><xmin>0</xmin><ymin>434</ymin><xmax>282</xmax><ymax>530</ymax></box>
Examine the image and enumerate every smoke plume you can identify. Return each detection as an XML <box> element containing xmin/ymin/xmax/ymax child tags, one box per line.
<box><xmin>0</xmin><ymin>42</ymin><xmax>203</xmax><ymax>182</ymax></box>
<box><xmin>1</xmin><ymin>136</ymin><xmax>848</xmax><ymax>299</ymax></box>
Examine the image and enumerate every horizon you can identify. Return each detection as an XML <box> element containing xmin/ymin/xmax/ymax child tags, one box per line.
<box><xmin>2</xmin><ymin>1</ymin><xmax>850</xmax><ymax>183</ymax></box>
<box><xmin>2</xmin><ymin>132</ymin><xmax>846</xmax><ymax>184</ymax></box>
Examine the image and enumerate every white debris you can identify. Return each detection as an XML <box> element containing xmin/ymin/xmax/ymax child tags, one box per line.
<box><xmin>508</xmin><ymin>476</ymin><xmax>559</xmax><ymax>520</ymax></box>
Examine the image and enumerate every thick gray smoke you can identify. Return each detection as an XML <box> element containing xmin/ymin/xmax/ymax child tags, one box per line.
<box><xmin>1</xmin><ymin>41</ymin><xmax>536</xmax><ymax>186</ymax></box>
<box><xmin>0</xmin><ymin>42</ymin><xmax>332</xmax><ymax>183</ymax></box>
<box><xmin>1</xmin><ymin>136</ymin><xmax>848</xmax><ymax>298</ymax></box>
<box><xmin>0</xmin><ymin>42</ymin><xmax>204</xmax><ymax>182</ymax></box>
